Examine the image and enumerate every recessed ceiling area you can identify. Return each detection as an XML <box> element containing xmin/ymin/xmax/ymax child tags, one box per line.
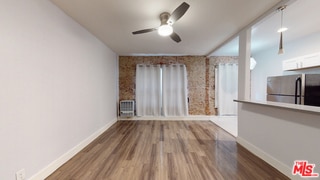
<box><xmin>211</xmin><ymin>0</ymin><xmax>320</xmax><ymax>56</ymax></box>
<box><xmin>50</xmin><ymin>0</ymin><xmax>281</xmax><ymax>56</ymax></box>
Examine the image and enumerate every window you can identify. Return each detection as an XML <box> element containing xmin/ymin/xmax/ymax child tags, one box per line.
<box><xmin>136</xmin><ymin>64</ymin><xmax>188</xmax><ymax>116</ymax></box>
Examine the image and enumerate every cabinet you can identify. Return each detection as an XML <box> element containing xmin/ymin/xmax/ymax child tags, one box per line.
<box><xmin>282</xmin><ymin>52</ymin><xmax>320</xmax><ymax>71</ymax></box>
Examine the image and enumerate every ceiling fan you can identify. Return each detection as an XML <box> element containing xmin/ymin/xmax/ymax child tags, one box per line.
<box><xmin>132</xmin><ymin>2</ymin><xmax>190</xmax><ymax>43</ymax></box>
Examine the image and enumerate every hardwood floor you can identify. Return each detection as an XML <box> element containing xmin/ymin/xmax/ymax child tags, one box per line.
<box><xmin>47</xmin><ymin>121</ymin><xmax>289</xmax><ymax>180</ymax></box>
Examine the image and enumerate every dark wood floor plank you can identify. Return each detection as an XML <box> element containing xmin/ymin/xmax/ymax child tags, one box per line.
<box><xmin>46</xmin><ymin>120</ymin><xmax>289</xmax><ymax>180</ymax></box>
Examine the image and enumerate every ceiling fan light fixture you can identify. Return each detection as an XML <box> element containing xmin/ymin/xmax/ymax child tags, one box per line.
<box><xmin>132</xmin><ymin>2</ymin><xmax>189</xmax><ymax>42</ymax></box>
<box><xmin>158</xmin><ymin>24</ymin><xmax>173</xmax><ymax>36</ymax></box>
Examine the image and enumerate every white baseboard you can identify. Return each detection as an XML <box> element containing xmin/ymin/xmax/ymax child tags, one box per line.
<box><xmin>236</xmin><ymin>136</ymin><xmax>297</xmax><ymax>180</ymax></box>
<box><xmin>29</xmin><ymin>118</ymin><xmax>117</xmax><ymax>180</ymax></box>
<box><xmin>118</xmin><ymin>115</ymin><xmax>213</xmax><ymax>121</ymax></box>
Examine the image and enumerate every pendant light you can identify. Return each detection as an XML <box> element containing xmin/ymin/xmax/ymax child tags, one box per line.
<box><xmin>277</xmin><ymin>5</ymin><xmax>287</xmax><ymax>55</ymax></box>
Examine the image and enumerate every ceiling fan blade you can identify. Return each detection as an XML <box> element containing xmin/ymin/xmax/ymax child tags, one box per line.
<box><xmin>168</xmin><ymin>2</ymin><xmax>190</xmax><ymax>24</ymax></box>
<box><xmin>170</xmin><ymin>32</ymin><xmax>181</xmax><ymax>43</ymax></box>
<box><xmin>132</xmin><ymin>28</ymin><xmax>157</xmax><ymax>35</ymax></box>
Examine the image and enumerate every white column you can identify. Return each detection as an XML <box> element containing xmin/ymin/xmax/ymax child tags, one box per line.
<box><xmin>238</xmin><ymin>28</ymin><xmax>251</xmax><ymax>100</ymax></box>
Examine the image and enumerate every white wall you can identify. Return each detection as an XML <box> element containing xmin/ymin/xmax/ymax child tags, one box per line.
<box><xmin>251</xmin><ymin>32</ymin><xmax>320</xmax><ymax>101</ymax></box>
<box><xmin>0</xmin><ymin>0</ymin><xmax>118</xmax><ymax>179</ymax></box>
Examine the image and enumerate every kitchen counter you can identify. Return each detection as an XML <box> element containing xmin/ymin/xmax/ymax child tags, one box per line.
<box><xmin>236</xmin><ymin>99</ymin><xmax>320</xmax><ymax>179</ymax></box>
<box><xmin>235</xmin><ymin>99</ymin><xmax>320</xmax><ymax>114</ymax></box>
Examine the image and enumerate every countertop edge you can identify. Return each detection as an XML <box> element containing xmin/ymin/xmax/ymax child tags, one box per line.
<box><xmin>234</xmin><ymin>99</ymin><xmax>320</xmax><ymax>114</ymax></box>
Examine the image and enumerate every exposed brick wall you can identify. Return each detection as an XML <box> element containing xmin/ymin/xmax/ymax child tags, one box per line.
<box><xmin>119</xmin><ymin>56</ymin><xmax>238</xmax><ymax>115</ymax></box>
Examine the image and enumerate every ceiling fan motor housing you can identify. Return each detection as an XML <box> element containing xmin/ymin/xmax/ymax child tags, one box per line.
<box><xmin>160</xmin><ymin>12</ymin><xmax>171</xmax><ymax>25</ymax></box>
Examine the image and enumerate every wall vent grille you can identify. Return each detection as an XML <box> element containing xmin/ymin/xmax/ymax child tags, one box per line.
<box><xmin>119</xmin><ymin>100</ymin><xmax>135</xmax><ymax>117</ymax></box>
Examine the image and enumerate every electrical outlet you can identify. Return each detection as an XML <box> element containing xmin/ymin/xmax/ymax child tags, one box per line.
<box><xmin>16</xmin><ymin>169</ymin><xmax>26</xmax><ymax>180</ymax></box>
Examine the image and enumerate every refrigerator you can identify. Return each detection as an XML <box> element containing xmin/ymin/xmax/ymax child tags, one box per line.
<box><xmin>267</xmin><ymin>74</ymin><xmax>320</xmax><ymax>106</ymax></box>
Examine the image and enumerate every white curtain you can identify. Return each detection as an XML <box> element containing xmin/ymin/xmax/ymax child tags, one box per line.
<box><xmin>215</xmin><ymin>63</ymin><xmax>238</xmax><ymax>115</ymax></box>
<box><xmin>135</xmin><ymin>64</ymin><xmax>161</xmax><ymax>116</ymax></box>
<box><xmin>162</xmin><ymin>64</ymin><xmax>188</xmax><ymax>116</ymax></box>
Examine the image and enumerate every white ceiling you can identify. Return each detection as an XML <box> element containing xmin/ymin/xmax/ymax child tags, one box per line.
<box><xmin>51</xmin><ymin>0</ymin><xmax>320</xmax><ymax>55</ymax></box>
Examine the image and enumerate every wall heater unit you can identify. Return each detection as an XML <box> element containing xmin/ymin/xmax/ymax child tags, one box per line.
<box><xmin>119</xmin><ymin>100</ymin><xmax>135</xmax><ymax>117</ymax></box>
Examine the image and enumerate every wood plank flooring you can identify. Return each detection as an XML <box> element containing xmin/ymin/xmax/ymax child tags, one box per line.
<box><xmin>46</xmin><ymin>121</ymin><xmax>289</xmax><ymax>180</ymax></box>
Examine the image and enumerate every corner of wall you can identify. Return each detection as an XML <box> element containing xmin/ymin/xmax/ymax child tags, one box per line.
<box><xmin>29</xmin><ymin>118</ymin><xmax>117</xmax><ymax>180</ymax></box>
